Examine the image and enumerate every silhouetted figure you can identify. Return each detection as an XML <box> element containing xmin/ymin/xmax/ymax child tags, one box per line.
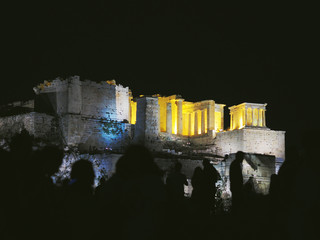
<box><xmin>63</xmin><ymin>159</ymin><xmax>98</xmax><ymax>239</ymax></box>
<box><xmin>165</xmin><ymin>161</ymin><xmax>188</xmax><ymax>238</ymax></box>
<box><xmin>94</xmin><ymin>176</ymin><xmax>106</xmax><ymax>199</ymax></box>
<box><xmin>190</xmin><ymin>166</ymin><xmax>213</xmax><ymax>239</ymax></box>
<box><xmin>166</xmin><ymin>161</ymin><xmax>188</xmax><ymax>201</ymax></box>
<box><xmin>19</xmin><ymin>146</ymin><xmax>64</xmax><ymax>240</ymax></box>
<box><xmin>1</xmin><ymin>130</ymin><xmax>35</xmax><ymax>239</ymax></box>
<box><xmin>191</xmin><ymin>167</ymin><xmax>205</xmax><ymax>202</ymax></box>
<box><xmin>229</xmin><ymin>151</ymin><xmax>245</xmax><ymax>214</ymax></box>
<box><xmin>202</xmin><ymin>159</ymin><xmax>220</xmax><ymax>215</ymax></box>
<box><xmin>287</xmin><ymin>131</ymin><xmax>320</xmax><ymax>240</ymax></box>
<box><xmin>243</xmin><ymin>176</ymin><xmax>257</xmax><ymax>205</ymax></box>
<box><xmin>0</xmin><ymin>148</ymin><xmax>14</xmax><ymax>238</ymax></box>
<box><xmin>266</xmin><ymin>146</ymin><xmax>301</xmax><ymax>240</ymax></box>
<box><xmin>97</xmin><ymin>145</ymin><xmax>167</xmax><ymax>240</ymax></box>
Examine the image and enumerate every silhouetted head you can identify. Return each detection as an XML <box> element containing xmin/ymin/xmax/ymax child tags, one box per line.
<box><xmin>117</xmin><ymin>144</ymin><xmax>160</xmax><ymax>178</ymax></box>
<box><xmin>174</xmin><ymin>162</ymin><xmax>182</xmax><ymax>172</ymax></box>
<box><xmin>9</xmin><ymin>129</ymin><xmax>33</xmax><ymax>156</ymax></box>
<box><xmin>203</xmin><ymin>159</ymin><xmax>210</xmax><ymax>167</ymax></box>
<box><xmin>235</xmin><ymin>151</ymin><xmax>245</xmax><ymax>162</ymax></box>
<box><xmin>71</xmin><ymin>159</ymin><xmax>95</xmax><ymax>186</ymax></box>
<box><xmin>36</xmin><ymin>146</ymin><xmax>64</xmax><ymax>176</ymax></box>
<box><xmin>193</xmin><ymin>166</ymin><xmax>203</xmax><ymax>178</ymax></box>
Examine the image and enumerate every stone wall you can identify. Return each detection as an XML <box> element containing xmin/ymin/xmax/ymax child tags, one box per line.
<box><xmin>0</xmin><ymin>112</ymin><xmax>59</xmax><ymax>142</ymax></box>
<box><xmin>134</xmin><ymin>97</ymin><xmax>160</xmax><ymax>150</ymax></box>
<box><xmin>36</xmin><ymin>76</ymin><xmax>131</xmax><ymax>122</ymax></box>
<box><xmin>62</xmin><ymin>114</ymin><xmax>132</xmax><ymax>151</ymax></box>
<box><xmin>116</xmin><ymin>85</ymin><xmax>131</xmax><ymax>122</ymax></box>
<box><xmin>213</xmin><ymin>128</ymin><xmax>285</xmax><ymax>160</ymax></box>
<box><xmin>80</xmin><ymin>80</ymin><xmax>117</xmax><ymax>119</ymax></box>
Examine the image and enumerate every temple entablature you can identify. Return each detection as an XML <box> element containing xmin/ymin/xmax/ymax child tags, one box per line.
<box><xmin>229</xmin><ymin>102</ymin><xmax>267</xmax><ymax>130</ymax></box>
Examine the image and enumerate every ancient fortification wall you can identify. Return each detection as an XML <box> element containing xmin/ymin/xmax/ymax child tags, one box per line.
<box><xmin>0</xmin><ymin>112</ymin><xmax>59</xmax><ymax>141</ymax></box>
<box><xmin>214</xmin><ymin>128</ymin><xmax>285</xmax><ymax>161</ymax></box>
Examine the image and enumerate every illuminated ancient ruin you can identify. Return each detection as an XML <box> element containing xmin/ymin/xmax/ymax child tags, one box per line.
<box><xmin>0</xmin><ymin>76</ymin><xmax>286</xmax><ymax>195</ymax></box>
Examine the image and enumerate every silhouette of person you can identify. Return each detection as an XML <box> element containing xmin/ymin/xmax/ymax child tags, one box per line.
<box><xmin>19</xmin><ymin>146</ymin><xmax>64</xmax><ymax>240</ymax></box>
<box><xmin>165</xmin><ymin>161</ymin><xmax>188</xmax><ymax>238</ymax></box>
<box><xmin>202</xmin><ymin>159</ymin><xmax>220</xmax><ymax>215</ymax></box>
<box><xmin>97</xmin><ymin>145</ymin><xmax>167</xmax><ymax>240</ymax></box>
<box><xmin>229</xmin><ymin>151</ymin><xmax>245</xmax><ymax>214</ymax></box>
<box><xmin>62</xmin><ymin>159</ymin><xmax>98</xmax><ymax>239</ymax></box>
<box><xmin>191</xmin><ymin>166</ymin><xmax>205</xmax><ymax>202</ymax></box>
<box><xmin>166</xmin><ymin>161</ymin><xmax>188</xmax><ymax>202</ymax></box>
<box><xmin>0</xmin><ymin>148</ymin><xmax>15</xmax><ymax>239</ymax></box>
<box><xmin>2</xmin><ymin>130</ymin><xmax>35</xmax><ymax>239</ymax></box>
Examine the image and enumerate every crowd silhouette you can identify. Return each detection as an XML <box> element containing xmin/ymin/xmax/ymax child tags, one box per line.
<box><xmin>1</xmin><ymin>130</ymin><xmax>318</xmax><ymax>239</ymax></box>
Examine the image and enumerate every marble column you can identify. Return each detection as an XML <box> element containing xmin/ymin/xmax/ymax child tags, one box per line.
<box><xmin>194</xmin><ymin>111</ymin><xmax>198</xmax><ymax>135</ymax></box>
<box><xmin>201</xmin><ymin>109</ymin><xmax>206</xmax><ymax>134</ymax></box>
<box><xmin>244</xmin><ymin>108</ymin><xmax>247</xmax><ymax>127</ymax></box>
<box><xmin>190</xmin><ymin>112</ymin><xmax>195</xmax><ymax>135</ymax></box>
<box><xmin>188</xmin><ymin>113</ymin><xmax>191</xmax><ymax>136</ymax></box>
<box><xmin>207</xmin><ymin>103</ymin><xmax>214</xmax><ymax>131</ymax></box>
<box><xmin>166</xmin><ymin>102</ymin><xmax>172</xmax><ymax>134</ymax></box>
<box><xmin>177</xmin><ymin>100</ymin><xmax>183</xmax><ymax>135</ymax></box>
<box><xmin>252</xmin><ymin>108</ymin><xmax>255</xmax><ymax>126</ymax></box>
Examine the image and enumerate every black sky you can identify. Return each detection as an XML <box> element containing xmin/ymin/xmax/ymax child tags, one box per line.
<box><xmin>4</xmin><ymin>2</ymin><xmax>318</xmax><ymax>147</ymax></box>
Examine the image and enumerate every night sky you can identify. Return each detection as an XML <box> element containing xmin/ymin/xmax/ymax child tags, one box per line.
<box><xmin>3</xmin><ymin>2</ymin><xmax>318</xmax><ymax>148</ymax></box>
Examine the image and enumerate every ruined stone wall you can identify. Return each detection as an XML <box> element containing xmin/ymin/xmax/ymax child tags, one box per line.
<box><xmin>36</xmin><ymin>76</ymin><xmax>131</xmax><ymax>122</ymax></box>
<box><xmin>115</xmin><ymin>85</ymin><xmax>130</xmax><ymax>122</ymax></box>
<box><xmin>0</xmin><ymin>112</ymin><xmax>59</xmax><ymax>141</ymax></box>
<box><xmin>213</xmin><ymin>130</ymin><xmax>244</xmax><ymax>156</ymax></box>
<box><xmin>31</xmin><ymin>77</ymin><xmax>133</xmax><ymax>149</ymax></box>
<box><xmin>62</xmin><ymin>114</ymin><xmax>132</xmax><ymax>151</ymax></box>
<box><xmin>134</xmin><ymin>97</ymin><xmax>160</xmax><ymax>150</ymax></box>
<box><xmin>242</xmin><ymin>128</ymin><xmax>285</xmax><ymax>160</ymax></box>
<box><xmin>80</xmin><ymin>80</ymin><xmax>117</xmax><ymax>119</ymax></box>
<box><xmin>213</xmin><ymin>128</ymin><xmax>285</xmax><ymax>161</ymax></box>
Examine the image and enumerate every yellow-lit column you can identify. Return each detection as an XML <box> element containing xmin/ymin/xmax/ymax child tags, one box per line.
<box><xmin>207</xmin><ymin>106</ymin><xmax>211</xmax><ymax>131</ymax></box>
<box><xmin>230</xmin><ymin>113</ymin><xmax>233</xmax><ymax>130</ymax></box>
<box><xmin>194</xmin><ymin>111</ymin><xmax>198</xmax><ymax>135</ymax></box>
<box><xmin>166</xmin><ymin>102</ymin><xmax>172</xmax><ymax>134</ymax></box>
<box><xmin>207</xmin><ymin>103</ymin><xmax>214</xmax><ymax>131</ymax></box>
<box><xmin>201</xmin><ymin>109</ymin><xmax>206</xmax><ymax>134</ymax></box>
<box><xmin>221</xmin><ymin>107</ymin><xmax>224</xmax><ymax>130</ymax></box>
<box><xmin>262</xmin><ymin>109</ymin><xmax>266</xmax><ymax>127</ymax></box>
<box><xmin>177</xmin><ymin>100</ymin><xmax>183</xmax><ymax>135</ymax></box>
<box><xmin>190</xmin><ymin>112</ymin><xmax>195</xmax><ymax>135</ymax></box>
<box><xmin>258</xmin><ymin>109</ymin><xmax>262</xmax><ymax>126</ymax></box>
<box><xmin>246</xmin><ymin>108</ymin><xmax>249</xmax><ymax>126</ymax></box>
<box><xmin>188</xmin><ymin>113</ymin><xmax>191</xmax><ymax>136</ymax></box>
<box><xmin>244</xmin><ymin>108</ymin><xmax>247</xmax><ymax>127</ymax></box>
<box><xmin>252</xmin><ymin>108</ymin><xmax>255</xmax><ymax>126</ymax></box>
<box><xmin>257</xmin><ymin>108</ymin><xmax>260</xmax><ymax>126</ymax></box>
<box><xmin>171</xmin><ymin>99</ymin><xmax>177</xmax><ymax>134</ymax></box>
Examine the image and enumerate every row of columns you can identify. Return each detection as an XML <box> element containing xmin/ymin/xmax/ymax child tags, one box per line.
<box><xmin>244</xmin><ymin>107</ymin><xmax>266</xmax><ymax>127</ymax></box>
<box><xmin>166</xmin><ymin>100</ymin><xmax>214</xmax><ymax>136</ymax></box>
<box><xmin>231</xmin><ymin>107</ymin><xmax>265</xmax><ymax>128</ymax></box>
